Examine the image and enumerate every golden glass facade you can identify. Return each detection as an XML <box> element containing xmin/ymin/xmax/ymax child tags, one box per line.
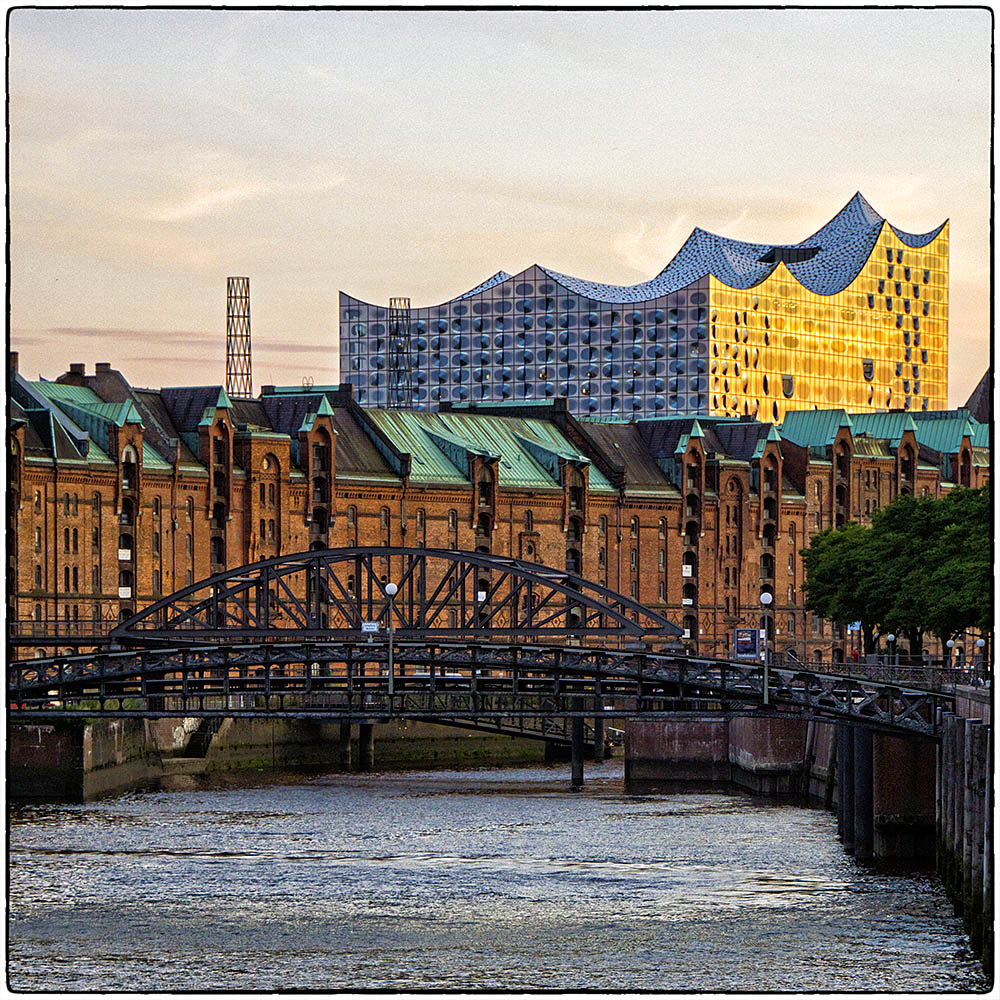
<box><xmin>708</xmin><ymin>223</ymin><xmax>949</xmax><ymax>422</ymax></box>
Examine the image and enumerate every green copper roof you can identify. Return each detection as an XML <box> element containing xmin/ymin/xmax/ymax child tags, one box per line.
<box><xmin>846</xmin><ymin>411</ymin><xmax>917</xmax><ymax>448</ymax></box>
<box><xmin>688</xmin><ymin>418</ymin><xmax>705</xmax><ymax>439</ymax></box>
<box><xmin>31</xmin><ymin>381</ymin><xmax>104</xmax><ymax>407</ymax></box>
<box><xmin>907</xmin><ymin>410</ymin><xmax>986</xmax><ymax>455</ymax></box>
<box><xmin>779</xmin><ymin>409</ymin><xmax>853</xmax><ymax>448</ymax></box>
<box><xmin>361</xmin><ymin>409</ymin><xmax>614</xmax><ymax>491</ymax></box>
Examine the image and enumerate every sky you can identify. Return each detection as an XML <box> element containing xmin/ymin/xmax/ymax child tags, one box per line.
<box><xmin>7</xmin><ymin>7</ymin><xmax>993</xmax><ymax>406</ymax></box>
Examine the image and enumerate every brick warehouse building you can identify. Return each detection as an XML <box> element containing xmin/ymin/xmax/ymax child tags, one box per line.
<box><xmin>8</xmin><ymin>354</ymin><xmax>989</xmax><ymax>662</ymax></box>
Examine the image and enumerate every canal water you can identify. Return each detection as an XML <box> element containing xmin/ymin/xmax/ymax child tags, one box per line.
<box><xmin>8</xmin><ymin>761</ymin><xmax>987</xmax><ymax>992</ymax></box>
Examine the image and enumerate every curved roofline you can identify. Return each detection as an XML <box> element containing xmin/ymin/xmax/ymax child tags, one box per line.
<box><xmin>340</xmin><ymin>194</ymin><xmax>948</xmax><ymax>308</ymax></box>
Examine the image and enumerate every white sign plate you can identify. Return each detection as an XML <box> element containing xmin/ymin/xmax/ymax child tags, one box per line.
<box><xmin>361</xmin><ymin>622</ymin><xmax>378</xmax><ymax>634</ymax></box>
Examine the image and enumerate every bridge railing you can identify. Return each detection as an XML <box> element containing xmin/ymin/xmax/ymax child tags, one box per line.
<box><xmin>774</xmin><ymin>652</ymin><xmax>990</xmax><ymax>691</ymax></box>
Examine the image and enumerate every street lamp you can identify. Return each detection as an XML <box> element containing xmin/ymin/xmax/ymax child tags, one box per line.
<box><xmin>886</xmin><ymin>633</ymin><xmax>896</xmax><ymax>668</ymax></box>
<box><xmin>384</xmin><ymin>582</ymin><xmax>397</xmax><ymax>698</ymax></box>
<box><xmin>759</xmin><ymin>591</ymin><xmax>773</xmax><ymax>706</ymax></box>
<box><xmin>946</xmin><ymin>638</ymin><xmax>955</xmax><ymax>667</ymax></box>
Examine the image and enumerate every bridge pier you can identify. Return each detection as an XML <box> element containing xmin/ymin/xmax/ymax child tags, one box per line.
<box><xmin>592</xmin><ymin>715</ymin><xmax>605</xmax><ymax>763</ymax></box>
<box><xmin>840</xmin><ymin>723</ymin><xmax>855</xmax><ymax>854</ymax></box>
<box><xmin>853</xmin><ymin>725</ymin><xmax>874</xmax><ymax>863</ymax></box>
<box><xmin>359</xmin><ymin>723</ymin><xmax>375</xmax><ymax>772</ymax></box>
<box><xmin>570</xmin><ymin>701</ymin><xmax>585</xmax><ymax>792</ymax></box>
<box><xmin>339</xmin><ymin>720</ymin><xmax>352</xmax><ymax>771</ymax></box>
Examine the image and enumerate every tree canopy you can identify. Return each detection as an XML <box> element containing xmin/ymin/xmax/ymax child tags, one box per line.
<box><xmin>801</xmin><ymin>482</ymin><xmax>991</xmax><ymax>656</ymax></box>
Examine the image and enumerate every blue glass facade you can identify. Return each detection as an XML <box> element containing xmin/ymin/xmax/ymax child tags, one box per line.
<box><xmin>341</xmin><ymin>265</ymin><xmax>712</xmax><ymax>417</ymax></box>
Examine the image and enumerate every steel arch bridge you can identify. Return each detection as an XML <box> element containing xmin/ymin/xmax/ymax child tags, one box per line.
<box><xmin>9</xmin><ymin>548</ymin><xmax>953</xmax><ymax>742</ymax></box>
<box><xmin>110</xmin><ymin>547</ymin><xmax>684</xmax><ymax>645</ymax></box>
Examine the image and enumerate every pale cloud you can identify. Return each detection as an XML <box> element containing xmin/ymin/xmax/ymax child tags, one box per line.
<box><xmin>144</xmin><ymin>182</ymin><xmax>273</xmax><ymax>223</ymax></box>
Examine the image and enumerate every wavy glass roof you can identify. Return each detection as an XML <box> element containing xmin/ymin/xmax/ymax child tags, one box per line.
<box><xmin>348</xmin><ymin>194</ymin><xmax>946</xmax><ymax>307</ymax></box>
<box><xmin>538</xmin><ymin>193</ymin><xmax>945</xmax><ymax>301</ymax></box>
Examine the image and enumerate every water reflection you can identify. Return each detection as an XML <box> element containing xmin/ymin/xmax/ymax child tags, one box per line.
<box><xmin>8</xmin><ymin>763</ymin><xmax>986</xmax><ymax>992</ymax></box>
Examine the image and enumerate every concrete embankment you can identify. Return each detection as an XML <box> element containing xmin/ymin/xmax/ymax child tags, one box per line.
<box><xmin>624</xmin><ymin>689</ymin><xmax>993</xmax><ymax>975</ymax></box>
<box><xmin>8</xmin><ymin>717</ymin><xmax>546</xmax><ymax>802</ymax></box>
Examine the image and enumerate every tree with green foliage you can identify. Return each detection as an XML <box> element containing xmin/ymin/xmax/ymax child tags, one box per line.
<box><xmin>801</xmin><ymin>483</ymin><xmax>991</xmax><ymax>660</ymax></box>
<box><xmin>801</xmin><ymin>523</ymin><xmax>887</xmax><ymax>655</ymax></box>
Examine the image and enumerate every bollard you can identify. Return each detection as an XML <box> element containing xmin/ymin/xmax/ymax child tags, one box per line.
<box><xmin>842</xmin><ymin>725</ymin><xmax>856</xmax><ymax>854</ymax></box>
<box><xmin>359</xmin><ymin>722</ymin><xmax>375</xmax><ymax>772</ymax></box>
<box><xmin>339</xmin><ymin>719</ymin><xmax>352</xmax><ymax>771</ymax></box>
<box><xmin>853</xmin><ymin>726</ymin><xmax>874</xmax><ymax>863</ymax></box>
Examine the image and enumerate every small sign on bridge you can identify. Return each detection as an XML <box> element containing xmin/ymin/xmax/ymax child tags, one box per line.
<box><xmin>361</xmin><ymin>622</ymin><xmax>379</xmax><ymax>634</ymax></box>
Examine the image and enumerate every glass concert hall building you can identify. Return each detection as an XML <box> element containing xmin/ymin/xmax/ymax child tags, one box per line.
<box><xmin>339</xmin><ymin>194</ymin><xmax>948</xmax><ymax>420</ymax></box>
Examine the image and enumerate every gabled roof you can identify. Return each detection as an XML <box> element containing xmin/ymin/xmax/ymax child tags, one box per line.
<box><xmin>908</xmin><ymin>409</ymin><xmax>988</xmax><ymax>454</ymax></box>
<box><xmin>780</xmin><ymin>409</ymin><xmax>853</xmax><ymax>448</ymax></box>
<box><xmin>846</xmin><ymin>411</ymin><xmax>917</xmax><ymax>448</ymax></box>
<box><xmin>360</xmin><ymin>409</ymin><xmax>615</xmax><ymax>491</ymax></box>
<box><xmin>332</xmin><ymin>408</ymin><xmax>397</xmax><ymax>481</ymax></box>
<box><xmin>573</xmin><ymin>421</ymin><xmax>674</xmax><ymax>494</ymax></box>
<box><xmin>160</xmin><ymin>386</ymin><xmax>231</xmax><ymax>433</ymax></box>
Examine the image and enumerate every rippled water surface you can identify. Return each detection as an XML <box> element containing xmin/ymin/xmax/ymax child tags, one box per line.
<box><xmin>8</xmin><ymin>762</ymin><xmax>987</xmax><ymax>991</ymax></box>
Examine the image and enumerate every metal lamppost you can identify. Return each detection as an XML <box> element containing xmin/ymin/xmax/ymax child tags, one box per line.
<box><xmin>760</xmin><ymin>591</ymin><xmax>773</xmax><ymax>706</ymax></box>
<box><xmin>946</xmin><ymin>638</ymin><xmax>955</xmax><ymax>669</ymax></box>
<box><xmin>975</xmin><ymin>637</ymin><xmax>987</xmax><ymax>684</ymax></box>
<box><xmin>384</xmin><ymin>582</ymin><xmax>397</xmax><ymax>698</ymax></box>
<box><xmin>886</xmin><ymin>633</ymin><xmax>896</xmax><ymax>668</ymax></box>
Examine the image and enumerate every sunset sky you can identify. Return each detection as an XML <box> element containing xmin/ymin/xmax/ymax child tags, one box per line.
<box><xmin>8</xmin><ymin>8</ymin><xmax>992</xmax><ymax>406</ymax></box>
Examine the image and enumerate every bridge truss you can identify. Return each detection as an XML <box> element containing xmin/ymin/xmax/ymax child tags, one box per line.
<box><xmin>110</xmin><ymin>547</ymin><xmax>683</xmax><ymax>645</ymax></box>
<box><xmin>9</xmin><ymin>640</ymin><xmax>952</xmax><ymax>740</ymax></box>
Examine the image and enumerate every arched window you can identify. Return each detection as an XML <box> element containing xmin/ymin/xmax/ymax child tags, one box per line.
<box><xmin>525</xmin><ymin>510</ymin><xmax>533</xmax><ymax>532</ymax></box>
<box><xmin>72</xmin><ymin>567</ymin><xmax>78</xmax><ymax>592</ymax></box>
<box><xmin>268</xmin><ymin>483</ymin><xmax>275</xmax><ymax>505</ymax></box>
<box><xmin>34</xmin><ymin>527</ymin><xmax>41</xmax><ymax>552</ymax></box>
<box><xmin>152</xmin><ymin>496</ymin><xmax>160</xmax><ymax>518</ymax></box>
<box><xmin>63</xmin><ymin>528</ymin><xmax>70</xmax><ymax>553</ymax></box>
<box><xmin>599</xmin><ymin>516</ymin><xmax>607</xmax><ymax>537</ymax></box>
<box><xmin>72</xmin><ymin>528</ymin><xmax>78</xmax><ymax>553</ymax></box>
<box><xmin>92</xmin><ymin>492</ymin><xmax>101</xmax><ymax>514</ymax></box>
<box><xmin>64</xmin><ymin>493</ymin><xmax>70</xmax><ymax>515</ymax></box>
<box><xmin>380</xmin><ymin>507</ymin><xmax>389</xmax><ymax>529</ymax></box>
<box><xmin>448</xmin><ymin>510</ymin><xmax>457</xmax><ymax>529</ymax></box>
<box><xmin>268</xmin><ymin>519</ymin><xmax>275</xmax><ymax>541</ymax></box>
<box><xmin>34</xmin><ymin>490</ymin><xmax>42</xmax><ymax>513</ymax></box>
<box><xmin>152</xmin><ymin>531</ymin><xmax>160</xmax><ymax>555</ymax></box>
<box><xmin>659</xmin><ymin>518</ymin><xmax>666</xmax><ymax>538</ymax></box>
<box><xmin>630</xmin><ymin>517</ymin><xmax>639</xmax><ymax>537</ymax></box>
<box><xmin>152</xmin><ymin>570</ymin><xmax>161</xmax><ymax>594</ymax></box>
<box><xmin>260</xmin><ymin>483</ymin><xmax>266</xmax><ymax>505</ymax></box>
<box><xmin>210</xmin><ymin>536</ymin><xmax>225</xmax><ymax>564</ymax></box>
<box><xmin>64</xmin><ymin>566</ymin><xmax>70</xmax><ymax>590</ymax></box>
<box><xmin>72</xmin><ymin>493</ymin><xmax>79</xmax><ymax>515</ymax></box>
<box><xmin>186</xmin><ymin>497</ymin><xmax>194</xmax><ymax>520</ymax></box>
<box><xmin>34</xmin><ymin>565</ymin><xmax>41</xmax><ymax>588</ymax></box>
